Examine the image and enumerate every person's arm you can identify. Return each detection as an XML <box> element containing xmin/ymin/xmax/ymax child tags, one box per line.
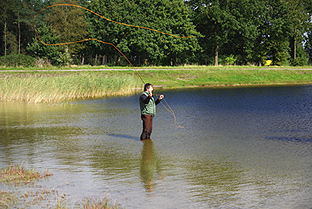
<box><xmin>140</xmin><ymin>93</ymin><xmax>151</xmax><ymax>104</ymax></box>
<box><xmin>155</xmin><ymin>94</ymin><xmax>164</xmax><ymax>105</ymax></box>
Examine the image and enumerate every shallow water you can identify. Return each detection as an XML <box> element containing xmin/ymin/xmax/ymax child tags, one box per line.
<box><xmin>1</xmin><ymin>86</ymin><xmax>312</xmax><ymax>208</ymax></box>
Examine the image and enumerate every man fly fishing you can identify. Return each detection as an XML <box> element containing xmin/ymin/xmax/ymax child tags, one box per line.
<box><xmin>139</xmin><ymin>83</ymin><xmax>164</xmax><ymax>140</ymax></box>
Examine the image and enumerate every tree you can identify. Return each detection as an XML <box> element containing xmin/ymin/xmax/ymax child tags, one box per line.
<box><xmin>44</xmin><ymin>0</ymin><xmax>89</xmax><ymax>56</ymax></box>
<box><xmin>221</xmin><ymin>0</ymin><xmax>267</xmax><ymax>65</ymax></box>
<box><xmin>305</xmin><ymin>29</ymin><xmax>312</xmax><ymax>64</ymax></box>
<box><xmin>188</xmin><ymin>0</ymin><xmax>264</xmax><ymax>65</ymax></box>
<box><xmin>11</xmin><ymin>0</ymin><xmax>37</xmax><ymax>54</ymax></box>
<box><xmin>87</xmin><ymin>0</ymin><xmax>200</xmax><ymax>66</ymax></box>
<box><xmin>27</xmin><ymin>24</ymin><xmax>61</xmax><ymax>65</ymax></box>
<box><xmin>0</xmin><ymin>0</ymin><xmax>46</xmax><ymax>57</ymax></box>
<box><xmin>264</xmin><ymin>0</ymin><xmax>291</xmax><ymax>65</ymax></box>
<box><xmin>5</xmin><ymin>31</ymin><xmax>18</xmax><ymax>55</ymax></box>
<box><xmin>303</xmin><ymin>0</ymin><xmax>312</xmax><ymax>64</ymax></box>
<box><xmin>286</xmin><ymin>0</ymin><xmax>309</xmax><ymax>65</ymax></box>
<box><xmin>188</xmin><ymin>0</ymin><xmax>229</xmax><ymax>66</ymax></box>
<box><xmin>0</xmin><ymin>0</ymin><xmax>11</xmax><ymax>56</ymax></box>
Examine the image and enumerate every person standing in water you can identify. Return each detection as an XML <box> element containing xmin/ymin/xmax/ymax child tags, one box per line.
<box><xmin>139</xmin><ymin>83</ymin><xmax>164</xmax><ymax>140</ymax></box>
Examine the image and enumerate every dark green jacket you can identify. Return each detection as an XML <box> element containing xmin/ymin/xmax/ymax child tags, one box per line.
<box><xmin>139</xmin><ymin>91</ymin><xmax>160</xmax><ymax>117</ymax></box>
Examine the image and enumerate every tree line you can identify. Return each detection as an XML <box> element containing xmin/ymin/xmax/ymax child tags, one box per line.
<box><xmin>1</xmin><ymin>0</ymin><xmax>312</xmax><ymax>67</ymax></box>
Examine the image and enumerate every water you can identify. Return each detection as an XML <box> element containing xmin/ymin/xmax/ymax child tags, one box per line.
<box><xmin>1</xmin><ymin>86</ymin><xmax>312</xmax><ymax>208</ymax></box>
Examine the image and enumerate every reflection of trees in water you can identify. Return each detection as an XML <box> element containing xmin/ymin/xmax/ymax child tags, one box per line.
<box><xmin>140</xmin><ymin>139</ymin><xmax>163</xmax><ymax>194</ymax></box>
<box><xmin>0</xmin><ymin>102</ymin><xmax>84</xmax><ymax>165</ymax></box>
<box><xmin>87</xmin><ymin>143</ymin><xmax>139</xmax><ymax>178</ymax></box>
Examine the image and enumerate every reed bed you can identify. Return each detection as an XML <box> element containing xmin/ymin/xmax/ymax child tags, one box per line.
<box><xmin>1</xmin><ymin>68</ymin><xmax>311</xmax><ymax>103</ymax></box>
<box><xmin>0</xmin><ymin>72</ymin><xmax>141</xmax><ymax>103</ymax></box>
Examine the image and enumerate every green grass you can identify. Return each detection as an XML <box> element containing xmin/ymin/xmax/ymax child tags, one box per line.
<box><xmin>0</xmin><ymin>66</ymin><xmax>311</xmax><ymax>102</ymax></box>
<box><xmin>137</xmin><ymin>68</ymin><xmax>312</xmax><ymax>88</ymax></box>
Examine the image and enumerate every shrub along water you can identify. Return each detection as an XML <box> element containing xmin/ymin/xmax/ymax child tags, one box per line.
<box><xmin>0</xmin><ymin>54</ymin><xmax>36</xmax><ymax>67</ymax></box>
<box><xmin>0</xmin><ymin>72</ymin><xmax>141</xmax><ymax>102</ymax></box>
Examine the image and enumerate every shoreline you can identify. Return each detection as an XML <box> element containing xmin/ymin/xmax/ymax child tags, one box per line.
<box><xmin>152</xmin><ymin>82</ymin><xmax>312</xmax><ymax>89</ymax></box>
<box><xmin>0</xmin><ymin>67</ymin><xmax>311</xmax><ymax>102</ymax></box>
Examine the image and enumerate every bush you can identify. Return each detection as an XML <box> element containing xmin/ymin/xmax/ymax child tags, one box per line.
<box><xmin>291</xmin><ymin>57</ymin><xmax>308</xmax><ymax>66</ymax></box>
<box><xmin>35</xmin><ymin>58</ymin><xmax>53</xmax><ymax>67</ymax></box>
<box><xmin>0</xmin><ymin>54</ymin><xmax>36</xmax><ymax>67</ymax></box>
<box><xmin>56</xmin><ymin>48</ymin><xmax>72</xmax><ymax>66</ymax></box>
<box><xmin>291</xmin><ymin>45</ymin><xmax>309</xmax><ymax>66</ymax></box>
<box><xmin>225</xmin><ymin>54</ymin><xmax>237</xmax><ymax>65</ymax></box>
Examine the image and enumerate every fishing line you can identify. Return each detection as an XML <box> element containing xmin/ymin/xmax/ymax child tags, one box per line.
<box><xmin>34</xmin><ymin>3</ymin><xmax>190</xmax><ymax>128</ymax></box>
<box><xmin>154</xmin><ymin>93</ymin><xmax>184</xmax><ymax>129</ymax></box>
<box><xmin>34</xmin><ymin>4</ymin><xmax>194</xmax><ymax>39</ymax></box>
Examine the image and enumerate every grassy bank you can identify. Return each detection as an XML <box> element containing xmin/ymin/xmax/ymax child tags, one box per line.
<box><xmin>138</xmin><ymin>68</ymin><xmax>312</xmax><ymax>88</ymax></box>
<box><xmin>0</xmin><ymin>66</ymin><xmax>311</xmax><ymax>102</ymax></box>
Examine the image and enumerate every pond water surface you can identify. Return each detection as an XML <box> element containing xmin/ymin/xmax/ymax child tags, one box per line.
<box><xmin>0</xmin><ymin>86</ymin><xmax>312</xmax><ymax>208</ymax></box>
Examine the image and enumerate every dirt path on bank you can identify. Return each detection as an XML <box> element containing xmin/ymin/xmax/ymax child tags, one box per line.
<box><xmin>1</xmin><ymin>67</ymin><xmax>312</xmax><ymax>73</ymax></box>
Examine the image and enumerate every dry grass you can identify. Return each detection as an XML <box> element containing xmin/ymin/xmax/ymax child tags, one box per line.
<box><xmin>0</xmin><ymin>190</ymin><xmax>18</xmax><ymax>208</ymax></box>
<box><xmin>79</xmin><ymin>197</ymin><xmax>121</xmax><ymax>209</ymax></box>
<box><xmin>55</xmin><ymin>196</ymin><xmax>122</xmax><ymax>209</ymax></box>
<box><xmin>0</xmin><ymin>164</ymin><xmax>53</xmax><ymax>208</ymax></box>
<box><xmin>0</xmin><ymin>72</ymin><xmax>140</xmax><ymax>103</ymax></box>
<box><xmin>0</xmin><ymin>164</ymin><xmax>52</xmax><ymax>183</ymax></box>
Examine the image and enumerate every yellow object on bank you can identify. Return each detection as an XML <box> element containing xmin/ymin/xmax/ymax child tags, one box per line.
<box><xmin>264</xmin><ymin>60</ymin><xmax>272</xmax><ymax>66</ymax></box>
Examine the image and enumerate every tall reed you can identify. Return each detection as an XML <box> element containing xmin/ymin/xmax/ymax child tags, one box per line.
<box><xmin>0</xmin><ymin>72</ymin><xmax>141</xmax><ymax>103</ymax></box>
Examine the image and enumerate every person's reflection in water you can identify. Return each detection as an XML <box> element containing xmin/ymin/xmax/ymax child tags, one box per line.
<box><xmin>140</xmin><ymin>139</ymin><xmax>161</xmax><ymax>194</ymax></box>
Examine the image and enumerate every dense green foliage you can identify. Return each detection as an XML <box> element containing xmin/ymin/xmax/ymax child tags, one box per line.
<box><xmin>0</xmin><ymin>0</ymin><xmax>312</xmax><ymax>66</ymax></box>
<box><xmin>188</xmin><ymin>0</ymin><xmax>312</xmax><ymax>66</ymax></box>
<box><xmin>26</xmin><ymin>24</ymin><xmax>62</xmax><ymax>65</ymax></box>
<box><xmin>86</xmin><ymin>0</ymin><xmax>200</xmax><ymax>66</ymax></box>
<box><xmin>0</xmin><ymin>54</ymin><xmax>36</xmax><ymax>67</ymax></box>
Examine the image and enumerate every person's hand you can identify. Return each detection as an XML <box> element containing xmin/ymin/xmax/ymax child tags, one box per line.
<box><xmin>159</xmin><ymin>94</ymin><xmax>164</xmax><ymax>100</ymax></box>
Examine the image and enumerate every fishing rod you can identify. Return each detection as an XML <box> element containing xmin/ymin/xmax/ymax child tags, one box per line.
<box><xmin>34</xmin><ymin>3</ymin><xmax>191</xmax><ymax>128</ymax></box>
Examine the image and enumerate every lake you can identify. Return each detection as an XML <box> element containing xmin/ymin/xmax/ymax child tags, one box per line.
<box><xmin>0</xmin><ymin>86</ymin><xmax>311</xmax><ymax>208</ymax></box>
